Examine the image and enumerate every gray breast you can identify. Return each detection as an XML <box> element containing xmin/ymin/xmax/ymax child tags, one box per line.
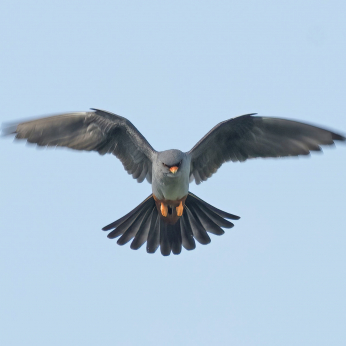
<box><xmin>152</xmin><ymin>151</ymin><xmax>190</xmax><ymax>200</ymax></box>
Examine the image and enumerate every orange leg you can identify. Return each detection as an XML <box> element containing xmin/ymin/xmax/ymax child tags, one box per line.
<box><xmin>160</xmin><ymin>203</ymin><xmax>168</xmax><ymax>217</ymax></box>
<box><xmin>176</xmin><ymin>201</ymin><xmax>184</xmax><ymax>217</ymax></box>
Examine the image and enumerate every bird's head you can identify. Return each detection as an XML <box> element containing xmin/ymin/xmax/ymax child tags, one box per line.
<box><xmin>157</xmin><ymin>150</ymin><xmax>186</xmax><ymax>177</ymax></box>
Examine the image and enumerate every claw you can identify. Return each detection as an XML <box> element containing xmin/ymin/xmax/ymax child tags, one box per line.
<box><xmin>160</xmin><ymin>203</ymin><xmax>168</xmax><ymax>217</ymax></box>
<box><xmin>176</xmin><ymin>201</ymin><xmax>184</xmax><ymax>217</ymax></box>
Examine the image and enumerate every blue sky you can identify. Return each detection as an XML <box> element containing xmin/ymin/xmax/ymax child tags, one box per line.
<box><xmin>1</xmin><ymin>1</ymin><xmax>345</xmax><ymax>345</ymax></box>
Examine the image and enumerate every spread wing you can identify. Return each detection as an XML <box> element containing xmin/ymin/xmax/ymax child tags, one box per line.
<box><xmin>188</xmin><ymin>114</ymin><xmax>345</xmax><ymax>184</ymax></box>
<box><xmin>2</xmin><ymin>108</ymin><xmax>156</xmax><ymax>183</ymax></box>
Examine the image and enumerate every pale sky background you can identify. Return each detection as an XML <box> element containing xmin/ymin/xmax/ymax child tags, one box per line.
<box><xmin>1</xmin><ymin>1</ymin><xmax>345</xmax><ymax>345</ymax></box>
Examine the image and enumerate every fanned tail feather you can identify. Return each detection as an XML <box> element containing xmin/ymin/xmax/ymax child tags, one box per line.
<box><xmin>102</xmin><ymin>192</ymin><xmax>240</xmax><ymax>256</ymax></box>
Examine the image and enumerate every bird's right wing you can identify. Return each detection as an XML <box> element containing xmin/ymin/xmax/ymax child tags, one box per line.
<box><xmin>188</xmin><ymin>114</ymin><xmax>345</xmax><ymax>184</ymax></box>
<box><xmin>2</xmin><ymin>108</ymin><xmax>157</xmax><ymax>183</ymax></box>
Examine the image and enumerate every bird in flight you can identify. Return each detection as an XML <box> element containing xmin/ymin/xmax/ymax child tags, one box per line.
<box><xmin>2</xmin><ymin>109</ymin><xmax>345</xmax><ymax>256</ymax></box>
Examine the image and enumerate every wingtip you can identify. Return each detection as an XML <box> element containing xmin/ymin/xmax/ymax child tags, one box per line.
<box><xmin>332</xmin><ymin>132</ymin><xmax>346</xmax><ymax>142</ymax></box>
<box><xmin>90</xmin><ymin>107</ymin><xmax>109</xmax><ymax>113</ymax></box>
<box><xmin>237</xmin><ymin>112</ymin><xmax>258</xmax><ymax>118</ymax></box>
<box><xmin>90</xmin><ymin>108</ymin><xmax>121</xmax><ymax>117</ymax></box>
<box><xmin>0</xmin><ymin>124</ymin><xmax>18</xmax><ymax>137</ymax></box>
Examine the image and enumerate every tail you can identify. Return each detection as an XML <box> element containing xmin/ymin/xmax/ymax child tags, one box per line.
<box><xmin>102</xmin><ymin>192</ymin><xmax>240</xmax><ymax>256</ymax></box>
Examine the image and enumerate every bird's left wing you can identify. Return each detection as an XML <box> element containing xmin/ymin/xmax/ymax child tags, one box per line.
<box><xmin>188</xmin><ymin>114</ymin><xmax>345</xmax><ymax>184</ymax></box>
<box><xmin>2</xmin><ymin>109</ymin><xmax>156</xmax><ymax>183</ymax></box>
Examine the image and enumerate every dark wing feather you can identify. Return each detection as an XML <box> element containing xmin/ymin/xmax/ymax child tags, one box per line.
<box><xmin>2</xmin><ymin>108</ymin><xmax>156</xmax><ymax>183</ymax></box>
<box><xmin>188</xmin><ymin>114</ymin><xmax>345</xmax><ymax>184</ymax></box>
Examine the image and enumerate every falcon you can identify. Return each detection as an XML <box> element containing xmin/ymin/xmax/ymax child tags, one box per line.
<box><xmin>2</xmin><ymin>109</ymin><xmax>345</xmax><ymax>256</ymax></box>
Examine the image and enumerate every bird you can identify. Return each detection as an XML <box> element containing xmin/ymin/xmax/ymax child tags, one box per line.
<box><xmin>2</xmin><ymin>109</ymin><xmax>345</xmax><ymax>256</ymax></box>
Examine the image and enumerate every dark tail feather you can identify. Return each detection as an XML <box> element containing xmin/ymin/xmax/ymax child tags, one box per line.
<box><xmin>147</xmin><ymin>211</ymin><xmax>160</xmax><ymax>253</ymax></box>
<box><xmin>130</xmin><ymin>206</ymin><xmax>156</xmax><ymax>250</ymax></box>
<box><xmin>117</xmin><ymin>207</ymin><xmax>153</xmax><ymax>245</ymax></box>
<box><xmin>187</xmin><ymin>201</ymin><xmax>225</xmax><ymax>235</ymax></box>
<box><xmin>102</xmin><ymin>195</ymin><xmax>153</xmax><ymax>231</ymax></box>
<box><xmin>180</xmin><ymin>213</ymin><xmax>196</xmax><ymax>250</ymax></box>
<box><xmin>185</xmin><ymin>206</ymin><xmax>211</xmax><ymax>245</ymax></box>
<box><xmin>189</xmin><ymin>199</ymin><xmax>233</xmax><ymax>230</ymax></box>
<box><xmin>187</xmin><ymin>192</ymin><xmax>240</xmax><ymax>220</ymax></box>
<box><xmin>169</xmin><ymin>223</ymin><xmax>182</xmax><ymax>255</ymax></box>
<box><xmin>102</xmin><ymin>192</ymin><xmax>240</xmax><ymax>256</ymax></box>
<box><xmin>159</xmin><ymin>217</ymin><xmax>171</xmax><ymax>256</ymax></box>
<box><xmin>106</xmin><ymin>199</ymin><xmax>153</xmax><ymax>239</ymax></box>
<box><xmin>158</xmin><ymin>221</ymin><xmax>182</xmax><ymax>256</ymax></box>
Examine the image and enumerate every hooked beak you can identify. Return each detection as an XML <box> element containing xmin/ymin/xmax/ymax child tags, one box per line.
<box><xmin>169</xmin><ymin>166</ymin><xmax>179</xmax><ymax>174</ymax></box>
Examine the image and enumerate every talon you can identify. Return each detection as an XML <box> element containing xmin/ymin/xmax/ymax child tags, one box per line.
<box><xmin>160</xmin><ymin>203</ymin><xmax>168</xmax><ymax>217</ymax></box>
<box><xmin>176</xmin><ymin>201</ymin><xmax>184</xmax><ymax>217</ymax></box>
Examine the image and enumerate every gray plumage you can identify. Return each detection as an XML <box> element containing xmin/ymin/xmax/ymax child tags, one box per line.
<box><xmin>3</xmin><ymin>109</ymin><xmax>156</xmax><ymax>183</ymax></box>
<box><xmin>188</xmin><ymin>114</ymin><xmax>345</xmax><ymax>184</ymax></box>
<box><xmin>2</xmin><ymin>109</ymin><xmax>345</xmax><ymax>256</ymax></box>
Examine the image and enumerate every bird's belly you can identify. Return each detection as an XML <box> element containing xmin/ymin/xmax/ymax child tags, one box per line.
<box><xmin>162</xmin><ymin>180</ymin><xmax>188</xmax><ymax>200</ymax></box>
<box><xmin>153</xmin><ymin>175</ymin><xmax>189</xmax><ymax>201</ymax></box>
